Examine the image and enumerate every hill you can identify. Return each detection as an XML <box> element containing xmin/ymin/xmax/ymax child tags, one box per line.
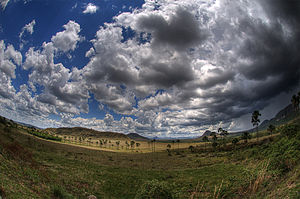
<box><xmin>230</xmin><ymin>104</ymin><xmax>299</xmax><ymax>136</ymax></box>
<box><xmin>127</xmin><ymin>133</ymin><xmax>149</xmax><ymax>141</ymax></box>
<box><xmin>202</xmin><ymin>130</ymin><xmax>212</xmax><ymax>137</ymax></box>
<box><xmin>1</xmin><ymin>113</ymin><xmax>300</xmax><ymax>198</ymax></box>
<box><xmin>44</xmin><ymin>127</ymin><xmax>129</xmax><ymax>139</ymax></box>
<box><xmin>257</xmin><ymin>104</ymin><xmax>297</xmax><ymax>131</ymax></box>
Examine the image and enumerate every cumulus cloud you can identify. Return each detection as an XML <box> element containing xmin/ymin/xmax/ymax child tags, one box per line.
<box><xmin>23</xmin><ymin>21</ymin><xmax>89</xmax><ymax>115</ymax></box>
<box><xmin>0</xmin><ymin>40</ymin><xmax>22</xmax><ymax>78</ymax></box>
<box><xmin>51</xmin><ymin>20</ymin><xmax>82</xmax><ymax>52</ymax></box>
<box><xmin>78</xmin><ymin>0</ymin><xmax>299</xmax><ymax>135</ymax></box>
<box><xmin>83</xmin><ymin>3</ymin><xmax>98</xmax><ymax>14</ymax></box>
<box><xmin>136</xmin><ymin>8</ymin><xmax>207</xmax><ymax>50</ymax></box>
<box><xmin>2</xmin><ymin>0</ymin><xmax>300</xmax><ymax>137</ymax></box>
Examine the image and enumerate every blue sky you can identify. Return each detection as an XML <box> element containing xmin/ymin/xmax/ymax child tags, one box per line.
<box><xmin>0</xmin><ymin>0</ymin><xmax>299</xmax><ymax>138</ymax></box>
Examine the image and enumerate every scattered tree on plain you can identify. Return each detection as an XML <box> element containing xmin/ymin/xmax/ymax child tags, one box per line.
<box><xmin>242</xmin><ymin>132</ymin><xmax>251</xmax><ymax>143</ymax></box>
<box><xmin>267</xmin><ymin>124</ymin><xmax>276</xmax><ymax>135</ymax></box>
<box><xmin>251</xmin><ymin>110</ymin><xmax>261</xmax><ymax>141</ymax></box>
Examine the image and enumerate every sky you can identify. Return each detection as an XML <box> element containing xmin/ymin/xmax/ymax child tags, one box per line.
<box><xmin>0</xmin><ymin>0</ymin><xmax>299</xmax><ymax>138</ymax></box>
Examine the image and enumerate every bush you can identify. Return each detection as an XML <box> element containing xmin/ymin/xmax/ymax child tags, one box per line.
<box><xmin>280</xmin><ymin>124</ymin><xmax>300</xmax><ymax>138</ymax></box>
<box><xmin>28</xmin><ymin>130</ymin><xmax>62</xmax><ymax>141</ymax></box>
<box><xmin>52</xmin><ymin>186</ymin><xmax>73</xmax><ymax>199</ymax></box>
<box><xmin>266</xmin><ymin>137</ymin><xmax>300</xmax><ymax>174</ymax></box>
<box><xmin>135</xmin><ymin>180</ymin><xmax>173</xmax><ymax>199</ymax></box>
<box><xmin>0</xmin><ymin>186</ymin><xmax>5</xmax><ymax>198</ymax></box>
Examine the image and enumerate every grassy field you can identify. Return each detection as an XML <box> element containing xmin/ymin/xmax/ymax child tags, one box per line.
<box><xmin>0</xmin><ymin>118</ymin><xmax>300</xmax><ymax>198</ymax></box>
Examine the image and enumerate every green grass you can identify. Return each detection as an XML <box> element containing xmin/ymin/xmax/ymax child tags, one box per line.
<box><xmin>0</xmin><ymin>118</ymin><xmax>300</xmax><ymax>198</ymax></box>
<box><xmin>27</xmin><ymin>130</ymin><xmax>62</xmax><ymax>141</ymax></box>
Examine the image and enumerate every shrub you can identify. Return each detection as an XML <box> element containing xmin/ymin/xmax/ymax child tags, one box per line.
<box><xmin>52</xmin><ymin>186</ymin><xmax>73</xmax><ymax>199</ymax></box>
<box><xmin>0</xmin><ymin>186</ymin><xmax>5</xmax><ymax>198</ymax></box>
<box><xmin>266</xmin><ymin>137</ymin><xmax>300</xmax><ymax>174</ymax></box>
<box><xmin>28</xmin><ymin>130</ymin><xmax>62</xmax><ymax>141</ymax></box>
<box><xmin>135</xmin><ymin>180</ymin><xmax>173</xmax><ymax>199</ymax></box>
<box><xmin>280</xmin><ymin>124</ymin><xmax>300</xmax><ymax>138</ymax></box>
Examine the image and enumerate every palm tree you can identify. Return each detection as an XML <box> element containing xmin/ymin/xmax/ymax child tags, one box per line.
<box><xmin>151</xmin><ymin>139</ymin><xmax>156</xmax><ymax>152</ymax></box>
<box><xmin>212</xmin><ymin>134</ymin><xmax>218</xmax><ymax>142</ymax></box>
<box><xmin>125</xmin><ymin>141</ymin><xmax>129</xmax><ymax>150</ymax></box>
<box><xmin>166</xmin><ymin>144</ymin><xmax>171</xmax><ymax>156</ymax></box>
<box><xmin>232</xmin><ymin>138</ymin><xmax>239</xmax><ymax>149</ymax></box>
<box><xmin>116</xmin><ymin>141</ymin><xmax>120</xmax><ymax>150</ymax></box>
<box><xmin>130</xmin><ymin>140</ymin><xmax>135</xmax><ymax>151</ymax></box>
<box><xmin>202</xmin><ymin>136</ymin><xmax>209</xmax><ymax>142</ymax></box>
<box><xmin>167</xmin><ymin>144</ymin><xmax>171</xmax><ymax>149</ymax></box>
<box><xmin>136</xmin><ymin>142</ymin><xmax>140</xmax><ymax>150</ymax></box>
<box><xmin>218</xmin><ymin>128</ymin><xmax>223</xmax><ymax>134</ymax></box>
<box><xmin>251</xmin><ymin>110</ymin><xmax>261</xmax><ymax>141</ymax></box>
<box><xmin>291</xmin><ymin>94</ymin><xmax>300</xmax><ymax>111</ymax></box>
<box><xmin>188</xmin><ymin>145</ymin><xmax>195</xmax><ymax>153</ymax></box>
<box><xmin>202</xmin><ymin>136</ymin><xmax>209</xmax><ymax>150</ymax></box>
<box><xmin>242</xmin><ymin>132</ymin><xmax>251</xmax><ymax>143</ymax></box>
<box><xmin>176</xmin><ymin>139</ymin><xmax>180</xmax><ymax>150</ymax></box>
<box><xmin>267</xmin><ymin>124</ymin><xmax>276</xmax><ymax>135</ymax></box>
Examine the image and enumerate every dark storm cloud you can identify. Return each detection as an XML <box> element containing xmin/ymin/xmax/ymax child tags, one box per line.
<box><xmin>137</xmin><ymin>8</ymin><xmax>207</xmax><ymax>50</ymax></box>
<box><xmin>198</xmin><ymin>69</ymin><xmax>235</xmax><ymax>89</ymax></box>
<box><xmin>83</xmin><ymin>54</ymin><xmax>138</xmax><ymax>86</ymax></box>
<box><xmin>140</xmin><ymin>58</ymin><xmax>194</xmax><ymax>88</ymax></box>
<box><xmin>263</xmin><ymin>0</ymin><xmax>300</xmax><ymax>27</ymax></box>
<box><xmin>237</xmin><ymin>0</ymin><xmax>300</xmax><ymax>102</ymax></box>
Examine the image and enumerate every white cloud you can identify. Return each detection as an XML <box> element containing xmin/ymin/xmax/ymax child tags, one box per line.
<box><xmin>0</xmin><ymin>0</ymin><xmax>10</xmax><ymax>10</ymax></box>
<box><xmin>83</xmin><ymin>3</ymin><xmax>99</xmax><ymax>14</ymax></box>
<box><xmin>0</xmin><ymin>40</ymin><xmax>22</xmax><ymax>78</ymax></box>
<box><xmin>22</xmin><ymin>21</ymin><xmax>89</xmax><ymax>115</ymax></box>
<box><xmin>2</xmin><ymin>0</ymin><xmax>298</xmax><ymax>137</ymax></box>
<box><xmin>51</xmin><ymin>20</ymin><xmax>81</xmax><ymax>52</ymax></box>
<box><xmin>19</xmin><ymin>19</ymin><xmax>36</xmax><ymax>38</ymax></box>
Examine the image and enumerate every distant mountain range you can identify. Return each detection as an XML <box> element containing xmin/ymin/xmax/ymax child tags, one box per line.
<box><xmin>1</xmin><ymin>103</ymin><xmax>298</xmax><ymax>140</ymax></box>
<box><xmin>44</xmin><ymin>127</ymin><xmax>129</xmax><ymax>139</ymax></box>
<box><xmin>127</xmin><ymin>133</ymin><xmax>149</xmax><ymax>141</ymax></box>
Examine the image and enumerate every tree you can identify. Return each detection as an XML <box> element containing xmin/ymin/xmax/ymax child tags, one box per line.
<box><xmin>212</xmin><ymin>134</ymin><xmax>218</xmax><ymax>142</ymax></box>
<box><xmin>251</xmin><ymin>110</ymin><xmax>261</xmax><ymax>141</ymax></box>
<box><xmin>116</xmin><ymin>141</ymin><xmax>120</xmax><ymax>150</ymax></box>
<box><xmin>242</xmin><ymin>132</ymin><xmax>251</xmax><ymax>143</ymax></box>
<box><xmin>166</xmin><ymin>144</ymin><xmax>171</xmax><ymax>156</ymax></box>
<box><xmin>291</xmin><ymin>94</ymin><xmax>300</xmax><ymax>111</ymax></box>
<box><xmin>188</xmin><ymin>145</ymin><xmax>195</xmax><ymax>153</ymax></box>
<box><xmin>130</xmin><ymin>140</ymin><xmax>135</xmax><ymax>151</ymax></box>
<box><xmin>267</xmin><ymin>124</ymin><xmax>276</xmax><ymax>135</ymax></box>
<box><xmin>167</xmin><ymin>144</ymin><xmax>171</xmax><ymax>149</ymax></box>
<box><xmin>212</xmin><ymin>141</ymin><xmax>218</xmax><ymax>151</ymax></box>
<box><xmin>136</xmin><ymin>142</ymin><xmax>140</xmax><ymax>150</ymax></box>
<box><xmin>104</xmin><ymin>139</ymin><xmax>108</xmax><ymax>148</ymax></box>
<box><xmin>125</xmin><ymin>141</ymin><xmax>130</xmax><ymax>150</ymax></box>
<box><xmin>202</xmin><ymin>136</ymin><xmax>209</xmax><ymax>142</ymax></box>
<box><xmin>152</xmin><ymin>139</ymin><xmax>156</xmax><ymax>152</ymax></box>
<box><xmin>176</xmin><ymin>139</ymin><xmax>180</xmax><ymax>150</ymax></box>
<box><xmin>210</xmin><ymin>132</ymin><xmax>216</xmax><ymax>137</ymax></box>
<box><xmin>232</xmin><ymin>138</ymin><xmax>239</xmax><ymax>149</ymax></box>
<box><xmin>218</xmin><ymin>128</ymin><xmax>223</xmax><ymax>134</ymax></box>
<box><xmin>202</xmin><ymin>136</ymin><xmax>209</xmax><ymax>150</ymax></box>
